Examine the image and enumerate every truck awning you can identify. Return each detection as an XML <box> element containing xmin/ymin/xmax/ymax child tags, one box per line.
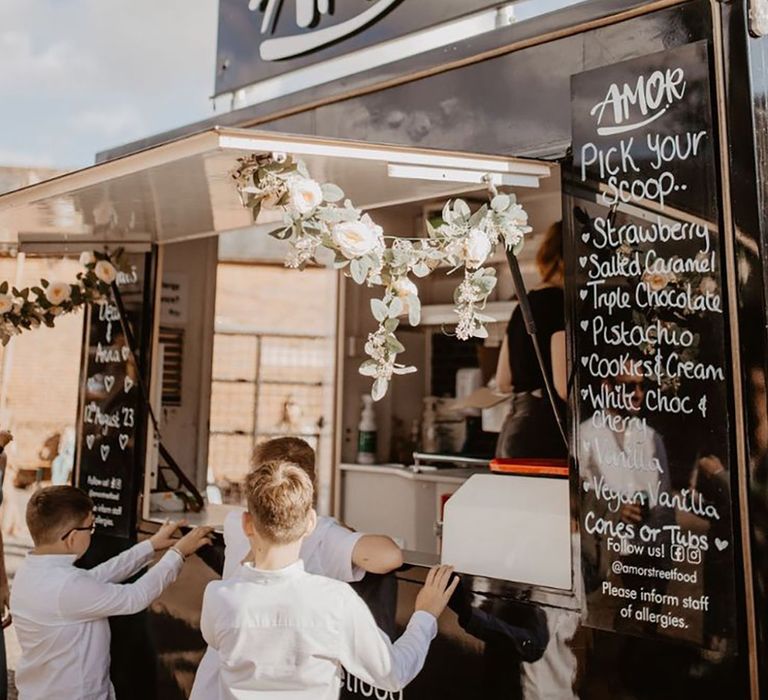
<box><xmin>0</xmin><ymin>127</ymin><xmax>551</xmax><ymax>249</ymax></box>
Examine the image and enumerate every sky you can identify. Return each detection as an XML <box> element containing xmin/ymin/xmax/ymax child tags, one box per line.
<box><xmin>0</xmin><ymin>0</ymin><xmax>219</xmax><ymax>171</ymax></box>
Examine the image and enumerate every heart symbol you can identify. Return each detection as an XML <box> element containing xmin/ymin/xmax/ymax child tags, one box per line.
<box><xmin>121</xmin><ymin>346</ymin><xmax>131</xmax><ymax>361</ymax></box>
<box><xmin>580</xmin><ymin>320</ymin><xmax>589</xmax><ymax>331</ymax></box>
<box><xmin>580</xmin><ymin>388</ymin><xmax>589</xmax><ymax>400</ymax></box>
<box><xmin>579</xmin><ymin>289</ymin><xmax>588</xmax><ymax>300</ymax></box>
<box><xmin>119</xmin><ymin>434</ymin><xmax>129</xmax><ymax>451</ymax></box>
<box><xmin>104</xmin><ymin>376</ymin><xmax>115</xmax><ymax>393</ymax></box>
<box><xmin>581</xmin><ymin>232</ymin><xmax>590</xmax><ymax>243</ymax></box>
<box><xmin>581</xmin><ymin>356</ymin><xmax>588</xmax><ymax>367</ymax></box>
<box><xmin>579</xmin><ymin>256</ymin><xmax>588</xmax><ymax>267</ymax></box>
<box><xmin>714</xmin><ymin>538</ymin><xmax>729</xmax><ymax>552</ymax></box>
<box><xmin>86</xmin><ymin>435</ymin><xmax>95</xmax><ymax>450</ymax></box>
<box><xmin>100</xmin><ymin>444</ymin><xmax>110</xmax><ymax>462</ymax></box>
<box><xmin>124</xmin><ymin>376</ymin><xmax>134</xmax><ymax>393</ymax></box>
<box><xmin>583</xmin><ymin>481</ymin><xmax>590</xmax><ymax>492</ymax></box>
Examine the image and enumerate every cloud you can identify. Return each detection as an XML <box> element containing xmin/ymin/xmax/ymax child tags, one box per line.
<box><xmin>71</xmin><ymin>106</ymin><xmax>145</xmax><ymax>138</ymax></box>
<box><xmin>0</xmin><ymin>0</ymin><xmax>218</xmax><ymax>169</ymax></box>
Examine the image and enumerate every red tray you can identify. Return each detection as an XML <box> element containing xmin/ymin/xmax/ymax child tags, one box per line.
<box><xmin>489</xmin><ymin>457</ymin><xmax>569</xmax><ymax>478</ymax></box>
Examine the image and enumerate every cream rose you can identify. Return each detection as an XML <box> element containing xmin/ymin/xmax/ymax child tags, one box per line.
<box><xmin>643</xmin><ymin>270</ymin><xmax>674</xmax><ymax>292</ymax></box>
<box><xmin>47</xmin><ymin>281</ymin><xmax>71</xmax><ymax>306</ymax></box>
<box><xmin>94</xmin><ymin>260</ymin><xmax>117</xmax><ymax>284</ymax></box>
<box><xmin>699</xmin><ymin>276</ymin><xmax>718</xmax><ymax>295</ymax></box>
<box><xmin>288</xmin><ymin>177</ymin><xmax>323</xmax><ymax>215</ymax></box>
<box><xmin>393</xmin><ymin>277</ymin><xmax>418</xmax><ymax>298</ymax></box>
<box><xmin>332</xmin><ymin>218</ymin><xmax>383</xmax><ymax>259</ymax></box>
<box><xmin>79</xmin><ymin>251</ymin><xmax>95</xmax><ymax>266</ymax></box>
<box><xmin>0</xmin><ymin>295</ymin><xmax>13</xmax><ymax>315</ymax></box>
<box><xmin>465</xmin><ymin>228</ymin><xmax>492</xmax><ymax>269</ymax></box>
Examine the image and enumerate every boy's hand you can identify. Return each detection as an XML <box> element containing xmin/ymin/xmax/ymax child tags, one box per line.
<box><xmin>415</xmin><ymin>565</ymin><xmax>459</xmax><ymax>618</ymax></box>
<box><xmin>150</xmin><ymin>519</ymin><xmax>188</xmax><ymax>551</ymax></box>
<box><xmin>174</xmin><ymin>526</ymin><xmax>215</xmax><ymax>558</ymax></box>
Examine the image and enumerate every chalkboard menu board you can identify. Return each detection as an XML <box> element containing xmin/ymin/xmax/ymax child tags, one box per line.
<box><xmin>566</xmin><ymin>42</ymin><xmax>738</xmax><ymax>651</ymax></box>
<box><xmin>76</xmin><ymin>252</ymin><xmax>153</xmax><ymax>539</ymax></box>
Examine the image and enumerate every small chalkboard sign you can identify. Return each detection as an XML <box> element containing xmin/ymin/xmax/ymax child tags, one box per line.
<box><xmin>565</xmin><ymin>42</ymin><xmax>738</xmax><ymax>650</ymax></box>
<box><xmin>76</xmin><ymin>252</ymin><xmax>153</xmax><ymax>539</ymax></box>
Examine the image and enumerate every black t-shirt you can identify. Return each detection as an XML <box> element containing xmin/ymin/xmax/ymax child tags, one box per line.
<box><xmin>506</xmin><ymin>286</ymin><xmax>565</xmax><ymax>393</ymax></box>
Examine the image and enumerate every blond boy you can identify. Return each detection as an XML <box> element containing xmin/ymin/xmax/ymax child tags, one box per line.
<box><xmin>11</xmin><ymin>485</ymin><xmax>212</xmax><ymax>700</ymax></box>
<box><xmin>193</xmin><ymin>461</ymin><xmax>457</xmax><ymax>699</ymax></box>
<box><xmin>192</xmin><ymin>437</ymin><xmax>403</xmax><ymax>698</ymax></box>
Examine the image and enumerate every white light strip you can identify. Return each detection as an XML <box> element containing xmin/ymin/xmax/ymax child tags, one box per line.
<box><xmin>218</xmin><ymin>133</ymin><xmax>549</xmax><ymax>174</ymax></box>
<box><xmin>387</xmin><ymin>164</ymin><xmax>541</xmax><ymax>188</ymax></box>
<box><xmin>214</xmin><ymin>0</ymin><xmax>588</xmax><ymax>112</ymax></box>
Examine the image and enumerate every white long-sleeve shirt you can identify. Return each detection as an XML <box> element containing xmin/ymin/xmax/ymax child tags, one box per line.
<box><xmin>11</xmin><ymin>540</ymin><xmax>183</xmax><ymax>700</ymax></box>
<box><xmin>194</xmin><ymin>560</ymin><xmax>436</xmax><ymax>700</ymax></box>
<box><xmin>193</xmin><ymin>513</ymin><xmax>367</xmax><ymax>699</ymax></box>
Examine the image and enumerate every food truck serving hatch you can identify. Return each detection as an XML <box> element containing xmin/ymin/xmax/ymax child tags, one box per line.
<box><xmin>0</xmin><ymin>127</ymin><xmax>551</xmax><ymax>248</ymax></box>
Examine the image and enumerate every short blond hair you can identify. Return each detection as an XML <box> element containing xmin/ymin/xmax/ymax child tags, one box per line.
<box><xmin>245</xmin><ymin>460</ymin><xmax>313</xmax><ymax>544</ymax></box>
<box><xmin>251</xmin><ymin>437</ymin><xmax>316</xmax><ymax>487</ymax></box>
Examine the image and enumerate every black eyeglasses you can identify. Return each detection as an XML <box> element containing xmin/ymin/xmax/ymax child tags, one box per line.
<box><xmin>61</xmin><ymin>522</ymin><xmax>96</xmax><ymax>540</ymax></box>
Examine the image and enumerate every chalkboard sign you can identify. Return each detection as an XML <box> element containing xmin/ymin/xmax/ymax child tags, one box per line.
<box><xmin>76</xmin><ymin>252</ymin><xmax>153</xmax><ymax>538</ymax></box>
<box><xmin>565</xmin><ymin>42</ymin><xmax>738</xmax><ymax>651</ymax></box>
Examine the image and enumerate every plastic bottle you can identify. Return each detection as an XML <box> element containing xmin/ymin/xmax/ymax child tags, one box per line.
<box><xmin>357</xmin><ymin>394</ymin><xmax>378</xmax><ymax>464</ymax></box>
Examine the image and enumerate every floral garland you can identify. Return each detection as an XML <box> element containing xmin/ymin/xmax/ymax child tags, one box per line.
<box><xmin>232</xmin><ymin>153</ymin><xmax>532</xmax><ymax>400</ymax></box>
<box><xmin>0</xmin><ymin>251</ymin><xmax>122</xmax><ymax>346</ymax></box>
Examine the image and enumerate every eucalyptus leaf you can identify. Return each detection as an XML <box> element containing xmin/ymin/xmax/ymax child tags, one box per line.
<box><xmin>321</xmin><ymin>183</ymin><xmax>344</xmax><ymax>202</ymax></box>
<box><xmin>386</xmin><ymin>335</ymin><xmax>406</xmax><ymax>353</ymax></box>
<box><xmin>388</xmin><ymin>297</ymin><xmax>403</xmax><ymax>318</ymax></box>
<box><xmin>371</xmin><ymin>298</ymin><xmax>389</xmax><ymax>322</ymax></box>
<box><xmin>491</xmin><ymin>194</ymin><xmax>510</xmax><ymax>212</ymax></box>
<box><xmin>384</xmin><ymin>317</ymin><xmax>400</xmax><ymax>332</ymax></box>
<box><xmin>408</xmin><ymin>296</ymin><xmax>421</xmax><ymax>326</ymax></box>
<box><xmin>468</xmin><ymin>204</ymin><xmax>488</xmax><ymax>227</ymax></box>
<box><xmin>455</xmin><ymin>199</ymin><xmax>471</xmax><ymax>220</ymax></box>
<box><xmin>393</xmin><ymin>364</ymin><xmax>417</xmax><ymax>375</ymax></box>
<box><xmin>372</xmin><ymin>377</ymin><xmax>388</xmax><ymax>402</ymax></box>
<box><xmin>474</xmin><ymin>325</ymin><xmax>489</xmax><ymax>339</ymax></box>
<box><xmin>442</xmin><ymin>200</ymin><xmax>453</xmax><ymax>224</ymax></box>
<box><xmin>350</xmin><ymin>258</ymin><xmax>369</xmax><ymax>284</ymax></box>
<box><xmin>268</xmin><ymin>227</ymin><xmax>291</xmax><ymax>240</ymax></box>
<box><xmin>359</xmin><ymin>360</ymin><xmax>379</xmax><ymax>377</ymax></box>
<box><xmin>412</xmin><ymin>262</ymin><xmax>430</xmax><ymax>278</ymax></box>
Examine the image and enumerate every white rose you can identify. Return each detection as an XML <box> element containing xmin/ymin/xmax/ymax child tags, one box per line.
<box><xmin>47</xmin><ymin>281</ymin><xmax>71</xmax><ymax>306</ymax></box>
<box><xmin>0</xmin><ymin>295</ymin><xmax>12</xmax><ymax>315</ymax></box>
<box><xmin>393</xmin><ymin>277</ymin><xmax>418</xmax><ymax>298</ymax></box>
<box><xmin>287</xmin><ymin>177</ymin><xmax>323</xmax><ymax>215</ymax></box>
<box><xmin>94</xmin><ymin>260</ymin><xmax>117</xmax><ymax>284</ymax></box>
<box><xmin>332</xmin><ymin>218</ymin><xmax>383</xmax><ymax>259</ymax></box>
<box><xmin>79</xmin><ymin>251</ymin><xmax>95</xmax><ymax>266</ymax></box>
<box><xmin>465</xmin><ymin>228</ymin><xmax>492</xmax><ymax>269</ymax></box>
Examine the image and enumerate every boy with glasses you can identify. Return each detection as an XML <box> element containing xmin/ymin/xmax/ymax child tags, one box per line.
<box><xmin>11</xmin><ymin>485</ymin><xmax>214</xmax><ymax>700</ymax></box>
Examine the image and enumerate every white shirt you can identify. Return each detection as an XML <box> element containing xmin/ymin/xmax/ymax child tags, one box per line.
<box><xmin>11</xmin><ymin>540</ymin><xmax>183</xmax><ymax>700</ymax></box>
<box><xmin>193</xmin><ymin>511</ymin><xmax>366</xmax><ymax>699</ymax></box>
<box><xmin>222</xmin><ymin>510</ymin><xmax>365</xmax><ymax>582</ymax></box>
<box><xmin>194</xmin><ymin>561</ymin><xmax>436</xmax><ymax>700</ymax></box>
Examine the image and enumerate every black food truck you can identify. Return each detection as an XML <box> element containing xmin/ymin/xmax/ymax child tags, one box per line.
<box><xmin>0</xmin><ymin>0</ymin><xmax>766</xmax><ymax>698</ymax></box>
